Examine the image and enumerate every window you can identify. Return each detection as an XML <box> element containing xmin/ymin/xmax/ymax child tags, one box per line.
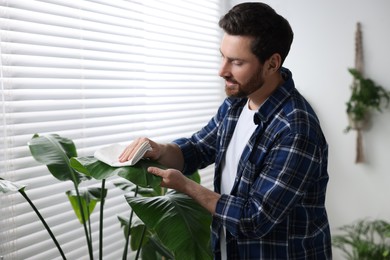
<box><xmin>0</xmin><ymin>0</ymin><xmax>224</xmax><ymax>258</ymax></box>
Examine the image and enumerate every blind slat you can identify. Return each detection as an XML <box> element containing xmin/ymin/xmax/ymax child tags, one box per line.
<box><xmin>1</xmin><ymin>0</ymin><xmax>222</xmax><ymax>258</ymax></box>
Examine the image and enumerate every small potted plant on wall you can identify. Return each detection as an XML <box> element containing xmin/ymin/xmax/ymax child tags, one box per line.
<box><xmin>345</xmin><ymin>67</ymin><xmax>390</xmax><ymax>163</ymax></box>
<box><xmin>345</xmin><ymin>22</ymin><xmax>390</xmax><ymax>163</ymax></box>
<box><xmin>345</xmin><ymin>68</ymin><xmax>390</xmax><ymax>133</ymax></box>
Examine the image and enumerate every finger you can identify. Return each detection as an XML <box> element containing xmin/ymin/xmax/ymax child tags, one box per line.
<box><xmin>118</xmin><ymin>138</ymin><xmax>145</xmax><ymax>162</ymax></box>
<box><xmin>147</xmin><ymin>167</ymin><xmax>164</xmax><ymax>177</ymax></box>
<box><xmin>118</xmin><ymin>146</ymin><xmax>131</xmax><ymax>161</ymax></box>
<box><xmin>118</xmin><ymin>145</ymin><xmax>135</xmax><ymax>162</ymax></box>
<box><xmin>124</xmin><ymin>140</ymin><xmax>142</xmax><ymax>161</ymax></box>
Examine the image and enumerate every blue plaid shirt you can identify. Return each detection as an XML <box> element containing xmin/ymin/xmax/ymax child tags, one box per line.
<box><xmin>173</xmin><ymin>68</ymin><xmax>332</xmax><ymax>259</ymax></box>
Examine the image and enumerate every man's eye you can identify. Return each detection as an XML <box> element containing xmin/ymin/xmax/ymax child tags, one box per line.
<box><xmin>232</xmin><ymin>60</ymin><xmax>243</xmax><ymax>66</ymax></box>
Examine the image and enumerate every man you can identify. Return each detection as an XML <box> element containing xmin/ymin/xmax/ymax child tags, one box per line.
<box><xmin>120</xmin><ymin>2</ymin><xmax>332</xmax><ymax>259</ymax></box>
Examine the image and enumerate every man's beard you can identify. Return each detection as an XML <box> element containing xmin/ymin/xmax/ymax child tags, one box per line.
<box><xmin>224</xmin><ymin>70</ymin><xmax>264</xmax><ymax>98</ymax></box>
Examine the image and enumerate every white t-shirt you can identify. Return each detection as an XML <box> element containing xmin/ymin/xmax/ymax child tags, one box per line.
<box><xmin>220</xmin><ymin>99</ymin><xmax>257</xmax><ymax>259</ymax></box>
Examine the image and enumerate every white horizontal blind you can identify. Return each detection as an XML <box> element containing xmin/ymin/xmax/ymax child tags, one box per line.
<box><xmin>0</xmin><ymin>0</ymin><xmax>223</xmax><ymax>259</ymax></box>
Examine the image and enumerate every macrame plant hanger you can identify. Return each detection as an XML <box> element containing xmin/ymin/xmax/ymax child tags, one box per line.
<box><xmin>354</xmin><ymin>22</ymin><xmax>364</xmax><ymax>163</ymax></box>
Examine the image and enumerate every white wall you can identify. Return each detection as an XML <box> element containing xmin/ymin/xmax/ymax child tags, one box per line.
<box><xmin>229</xmin><ymin>0</ymin><xmax>390</xmax><ymax>258</ymax></box>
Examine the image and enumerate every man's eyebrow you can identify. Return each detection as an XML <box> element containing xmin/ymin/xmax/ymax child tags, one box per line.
<box><xmin>219</xmin><ymin>49</ymin><xmax>245</xmax><ymax>62</ymax></box>
<box><xmin>219</xmin><ymin>49</ymin><xmax>226</xmax><ymax>58</ymax></box>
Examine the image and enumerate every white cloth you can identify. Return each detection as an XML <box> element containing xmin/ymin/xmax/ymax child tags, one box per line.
<box><xmin>94</xmin><ymin>141</ymin><xmax>151</xmax><ymax>167</ymax></box>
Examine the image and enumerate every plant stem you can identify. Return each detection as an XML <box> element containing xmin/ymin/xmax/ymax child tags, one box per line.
<box><xmin>19</xmin><ymin>189</ymin><xmax>67</xmax><ymax>260</ymax></box>
<box><xmin>99</xmin><ymin>179</ymin><xmax>106</xmax><ymax>260</ymax></box>
<box><xmin>87</xmin><ymin>199</ymin><xmax>93</xmax><ymax>253</ymax></box>
<box><xmin>122</xmin><ymin>185</ymin><xmax>139</xmax><ymax>260</ymax></box>
<box><xmin>135</xmin><ymin>225</ymin><xmax>147</xmax><ymax>260</ymax></box>
<box><xmin>72</xmin><ymin>180</ymin><xmax>94</xmax><ymax>259</ymax></box>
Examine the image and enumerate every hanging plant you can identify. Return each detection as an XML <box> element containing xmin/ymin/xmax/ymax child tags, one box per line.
<box><xmin>345</xmin><ymin>68</ymin><xmax>390</xmax><ymax>132</ymax></box>
<box><xmin>345</xmin><ymin>22</ymin><xmax>390</xmax><ymax>163</ymax></box>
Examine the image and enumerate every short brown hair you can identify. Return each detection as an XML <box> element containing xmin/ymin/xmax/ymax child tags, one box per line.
<box><xmin>219</xmin><ymin>2</ymin><xmax>294</xmax><ymax>65</ymax></box>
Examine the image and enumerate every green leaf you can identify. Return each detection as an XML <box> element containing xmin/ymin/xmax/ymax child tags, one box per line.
<box><xmin>146</xmin><ymin>235</ymin><xmax>174</xmax><ymax>260</ymax></box>
<box><xmin>187</xmin><ymin>170</ymin><xmax>201</xmax><ymax>184</ymax></box>
<box><xmin>130</xmin><ymin>221</ymin><xmax>148</xmax><ymax>251</ymax></box>
<box><xmin>332</xmin><ymin>218</ymin><xmax>390</xmax><ymax>260</ymax></box>
<box><xmin>125</xmin><ymin>191</ymin><xmax>212</xmax><ymax>260</ymax></box>
<box><xmin>70</xmin><ymin>156</ymin><xmax>163</xmax><ymax>188</ymax></box>
<box><xmin>141</xmin><ymin>239</ymin><xmax>162</xmax><ymax>260</ymax></box>
<box><xmin>28</xmin><ymin>134</ymin><xmax>85</xmax><ymax>184</ymax></box>
<box><xmin>137</xmin><ymin>187</ymin><xmax>161</xmax><ymax>197</ymax></box>
<box><xmin>114</xmin><ymin>180</ymin><xmax>159</xmax><ymax>197</ymax></box>
<box><xmin>66</xmin><ymin>187</ymin><xmax>106</xmax><ymax>224</ymax></box>
<box><xmin>0</xmin><ymin>178</ymin><xmax>26</xmax><ymax>193</ymax></box>
<box><xmin>118</xmin><ymin>160</ymin><xmax>165</xmax><ymax>189</ymax></box>
<box><xmin>113</xmin><ymin>180</ymin><xmax>136</xmax><ymax>193</ymax></box>
<box><xmin>346</xmin><ymin>68</ymin><xmax>390</xmax><ymax>126</ymax></box>
<box><xmin>70</xmin><ymin>156</ymin><xmax>123</xmax><ymax>180</ymax></box>
<box><xmin>117</xmin><ymin>215</ymin><xmax>131</xmax><ymax>237</ymax></box>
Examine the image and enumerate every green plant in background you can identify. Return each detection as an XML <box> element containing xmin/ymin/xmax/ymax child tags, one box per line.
<box><xmin>332</xmin><ymin>219</ymin><xmax>390</xmax><ymax>260</ymax></box>
<box><xmin>344</xmin><ymin>22</ymin><xmax>390</xmax><ymax>163</ymax></box>
<box><xmin>345</xmin><ymin>68</ymin><xmax>390</xmax><ymax>163</ymax></box>
<box><xmin>1</xmin><ymin>133</ymin><xmax>212</xmax><ymax>260</ymax></box>
<box><xmin>345</xmin><ymin>68</ymin><xmax>390</xmax><ymax>132</ymax></box>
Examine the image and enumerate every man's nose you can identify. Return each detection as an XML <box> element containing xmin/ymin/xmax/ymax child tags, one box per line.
<box><xmin>218</xmin><ymin>60</ymin><xmax>231</xmax><ymax>78</ymax></box>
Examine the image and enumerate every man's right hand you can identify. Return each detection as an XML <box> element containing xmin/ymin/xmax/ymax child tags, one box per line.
<box><xmin>118</xmin><ymin>137</ymin><xmax>161</xmax><ymax>163</ymax></box>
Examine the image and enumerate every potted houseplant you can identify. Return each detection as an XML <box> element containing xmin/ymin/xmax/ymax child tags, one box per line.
<box><xmin>344</xmin><ymin>68</ymin><xmax>390</xmax><ymax>163</ymax></box>
<box><xmin>345</xmin><ymin>22</ymin><xmax>390</xmax><ymax>163</ymax></box>
<box><xmin>332</xmin><ymin>218</ymin><xmax>390</xmax><ymax>260</ymax></box>
<box><xmin>345</xmin><ymin>68</ymin><xmax>390</xmax><ymax>133</ymax></box>
<box><xmin>1</xmin><ymin>134</ymin><xmax>212</xmax><ymax>260</ymax></box>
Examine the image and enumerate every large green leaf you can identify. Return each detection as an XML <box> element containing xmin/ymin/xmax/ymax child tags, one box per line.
<box><xmin>118</xmin><ymin>160</ymin><xmax>165</xmax><ymax>189</ymax></box>
<box><xmin>28</xmin><ymin>134</ymin><xmax>84</xmax><ymax>184</ymax></box>
<box><xmin>126</xmin><ymin>191</ymin><xmax>213</xmax><ymax>260</ymax></box>
<box><xmin>70</xmin><ymin>156</ymin><xmax>126</xmax><ymax>180</ymax></box>
<box><xmin>70</xmin><ymin>156</ymin><xmax>162</xmax><ymax>189</ymax></box>
<box><xmin>0</xmin><ymin>178</ymin><xmax>25</xmax><ymax>193</ymax></box>
<box><xmin>142</xmin><ymin>234</ymin><xmax>174</xmax><ymax>260</ymax></box>
<box><xmin>66</xmin><ymin>187</ymin><xmax>107</xmax><ymax>224</ymax></box>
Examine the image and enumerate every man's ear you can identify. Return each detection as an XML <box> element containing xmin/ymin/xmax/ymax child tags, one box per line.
<box><xmin>265</xmin><ymin>53</ymin><xmax>282</xmax><ymax>73</ymax></box>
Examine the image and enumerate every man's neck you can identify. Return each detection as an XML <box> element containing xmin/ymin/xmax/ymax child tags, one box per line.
<box><xmin>248</xmin><ymin>73</ymin><xmax>285</xmax><ymax>110</ymax></box>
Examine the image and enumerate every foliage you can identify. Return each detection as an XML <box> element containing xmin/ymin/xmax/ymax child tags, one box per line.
<box><xmin>28</xmin><ymin>133</ymin><xmax>98</xmax><ymax>258</ymax></box>
<box><xmin>66</xmin><ymin>187</ymin><xmax>107</xmax><ymax>224</ymax></box>
<box><xmin>345</xmin><ymin>68</ymin><xmax>390</xmax><ymax>132</ymax></box>
<box><xmin>125</xmin><ymin>189</ymin><xmax>212</xmax><ymax>260</ymax></box>
<box><xmin>332</xmin><ymin>219</ymin><xmax>390</xmax><ymax>260</ymax></box>
<box><xmin>74</xmin><ymin>155</ymin><xmax>213</xmax><ymax>259</ymax></box>
<box><xmin>1</xmin><ymin>133</ymin><xmax>212</xmax><ymax>259</ymax></box>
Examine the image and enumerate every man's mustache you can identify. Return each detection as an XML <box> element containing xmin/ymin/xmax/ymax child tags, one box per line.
<box><xmin>223</xmin><ymin>76</ymin><xmax>238</xmax><ymax>84</ymax></box>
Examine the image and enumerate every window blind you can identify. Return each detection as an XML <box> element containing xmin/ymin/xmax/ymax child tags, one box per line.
<box><xmin>0</xmin><ymin>0</ymin><xmax>224</xmax><ymax>259</ymax></box>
